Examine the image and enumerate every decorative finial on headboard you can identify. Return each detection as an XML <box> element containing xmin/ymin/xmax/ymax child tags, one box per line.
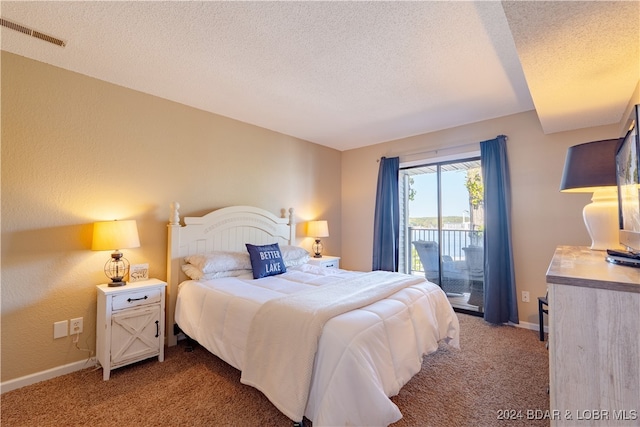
<box><xmin>290</xmin><ymin>208</ymin><xmax>296</xmax><ymax>244</ymax></box>
<box><xmin>287</xmin><ymin>208</ymin><xmax>295</xmax><ymax>229</ymax></box>
<box><xmin>281</xmin><ymin>208</ymin><xmax>295</xmax><ymax>223</ymax></box>
<box><xmin>169</xmin><ymin>202</ymin><xmax>180</xmax><ymax>225</ymax></box>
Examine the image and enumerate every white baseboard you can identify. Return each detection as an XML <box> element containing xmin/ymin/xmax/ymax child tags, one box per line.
<box><xmin>1</xmin><ymin>357</ymin><xmax>97</xmax><ymax>394</ymax></box>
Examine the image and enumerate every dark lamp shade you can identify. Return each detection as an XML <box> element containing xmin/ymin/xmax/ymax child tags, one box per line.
<box><xmin>560</xmin><ymin>139</ymin><xmax>620</xmax><ymax>193</ymax></box>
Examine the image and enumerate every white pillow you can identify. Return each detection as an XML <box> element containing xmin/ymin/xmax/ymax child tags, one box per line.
<box><xmin>182</xmin><ymin>263</ymin><xmax>252</xmax><ymax>280</ymax></box>
<box><xmin>184</xmin><ymin>251</ymin><xmax>251</xmax><ymax>273</ymax></box>
<box><xmin>183</xmin><ymin>247</ymin><xmax>309</xmax><ymax>278</ymax></box>
<box><xmin>280</xmin><ymin>245</ymin><xmax>311</xmax><ymax>267</ymax></box>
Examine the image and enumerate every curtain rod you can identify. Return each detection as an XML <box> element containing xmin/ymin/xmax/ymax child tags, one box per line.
<box><xmin>376</xmin><ymin>135</ymin><xmax>507</xmax><ymax>162</ymax></box>
<box><xmin>376</xmin><ymin>141</ymin><xmax>478</xmax><ymax>163</ymax></box>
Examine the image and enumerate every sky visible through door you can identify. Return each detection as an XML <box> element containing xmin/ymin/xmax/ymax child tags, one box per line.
<box><xmin>409</xmin><ymin>170</ymin><xmax>469</xmax><ymax>217</ymax></box>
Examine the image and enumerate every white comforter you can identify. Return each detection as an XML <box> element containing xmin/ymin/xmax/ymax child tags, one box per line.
<box><xmin>175</xmin><ymin>264</ymin><xmax>459</xmax><ymax>427</ymax></box>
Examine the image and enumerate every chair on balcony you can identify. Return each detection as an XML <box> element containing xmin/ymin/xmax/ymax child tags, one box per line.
<box><xmin>463</xmin><ymin>246</ymin><xmax>484</xmax><ymax>308</ymax></box>
<box><xmin>412</xmin><ymin>241</ymin><xmax>469</xmax><ymax>295</ymax></box>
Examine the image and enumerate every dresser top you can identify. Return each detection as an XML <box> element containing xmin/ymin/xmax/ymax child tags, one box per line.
<box><xmin>546</xmin><ymin>246</ymin><xmax>640</xmax><ymax>293</ymax></box>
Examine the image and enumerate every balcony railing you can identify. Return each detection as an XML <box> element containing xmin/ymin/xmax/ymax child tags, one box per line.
<box><xmin>408</xmin><ymin>227</ymin><xmax>480</xmax><ymax>274</ymax></box>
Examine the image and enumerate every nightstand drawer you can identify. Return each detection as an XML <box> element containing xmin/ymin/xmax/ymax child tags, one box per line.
<box><xmin>307</xmin><ymin>256</ymin><xmax>340</xmax><ymax>269</ymax></box>
<box><xmin>112</xmin><ymin>288</ymin><xmax>162</xmax><ymax>310</ymax></box>
<box><xmin>320</xmin><ymin>260</ymin><xmax>339</xmax><ymax>268</ymax></box>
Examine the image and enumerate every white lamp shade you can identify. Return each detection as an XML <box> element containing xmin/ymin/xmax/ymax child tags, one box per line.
<box><xmin>307</xmin><ymin>220</ymin><xmax>329</xmax><ymax>238</ymax></box>
<box><xmin>92</xmin><ymin>220</ymin><xmax>140</xmax><ymax>251</ymax></box>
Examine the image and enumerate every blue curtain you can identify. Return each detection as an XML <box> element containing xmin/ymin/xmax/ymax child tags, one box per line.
<box><xmin>481</xmin><ymin>136</ymin><xmax>519</xmax><ymax>324</ymax></box>
<box><xmin>372</xmin><ymin>157</ymin><xmax>400</xmax><ymax>271</ymax></box>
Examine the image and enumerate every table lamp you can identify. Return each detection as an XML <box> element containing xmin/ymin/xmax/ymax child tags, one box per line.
<box><xmin>307</xmin><ymin>220</ymin><xmax>329</xmax><ymax>258</ymax></box>
<box><xmin>92</xmin><ymin>220</ymin><xmax>140</xmax><ymax>286</ymax></box>
<box><xmin>560</xmin><ymin>138</ymin><xmax>622</xmax><ymax>250</ymax></box>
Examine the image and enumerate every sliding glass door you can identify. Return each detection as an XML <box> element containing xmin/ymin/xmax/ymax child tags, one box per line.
<box><xmin>399</xmin><ymin>158</ymin><xmax>484</xmax><ymax>313</ymax></box>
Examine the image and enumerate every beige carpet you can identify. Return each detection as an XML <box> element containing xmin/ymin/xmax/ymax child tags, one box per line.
<box><xmin>1</xmin><ymin>314</ymin><xmax>550</xmax><ymax>426</ymax></box>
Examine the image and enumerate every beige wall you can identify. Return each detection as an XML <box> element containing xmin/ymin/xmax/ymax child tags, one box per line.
<box><xmin>1</xmin><ymin>52</ymin><xmax>342</xmax><ymax>382</ymax></box>
<box><xmin>341</xmin><ymin>110</ymin><xmax>624</xmax><ymax>326</ymax></box>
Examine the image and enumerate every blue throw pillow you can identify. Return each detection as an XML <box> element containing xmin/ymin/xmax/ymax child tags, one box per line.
<box><xmin>246</xmin><ymin>243</ymin><xmax>287</xmax><ymax>279</ymax></box>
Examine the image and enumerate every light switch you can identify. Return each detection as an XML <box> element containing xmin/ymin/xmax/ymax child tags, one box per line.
<box><xmin>54</xmin><ymin>320</ymin><xmax>68</xmax><ymax>339</ymax></box>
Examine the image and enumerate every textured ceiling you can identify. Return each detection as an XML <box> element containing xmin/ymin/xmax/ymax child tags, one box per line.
<box><xmin>1</xmin><ymin>1</ymin><xmax>638</xmax><ymax>151</ymax></box>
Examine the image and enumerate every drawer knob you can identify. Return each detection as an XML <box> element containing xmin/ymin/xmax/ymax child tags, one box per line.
<box><xmin>127</xmin><ymin>295</ymin><xmax>148</xmax><ymax>303</ymax></box>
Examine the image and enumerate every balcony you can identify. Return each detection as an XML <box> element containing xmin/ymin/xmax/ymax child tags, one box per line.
<box><xmin>408</xmin><ymin>227</ymin><xmax>484</xmax><ymax>311</ymax></box>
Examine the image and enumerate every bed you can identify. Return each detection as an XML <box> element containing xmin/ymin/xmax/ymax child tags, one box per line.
<box><xmin>166</xmin><ymin>203</ymin><xmax>460</xmax><ymax>427</ymax></box>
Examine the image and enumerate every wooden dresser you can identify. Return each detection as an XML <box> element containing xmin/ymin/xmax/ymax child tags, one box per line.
<box><xmin>546</xmin><ymin>246</ymin><xmax>640</xmax><ymax>426</ymax></box>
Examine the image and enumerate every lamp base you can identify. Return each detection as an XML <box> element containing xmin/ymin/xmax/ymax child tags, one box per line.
<box><xmin>312</xmin><ymin>239</ymin><xmax>324</xmax><ymax>258</ymax></box>
<box><xmin>108</xmin><ymin>280</ymin><xmax>127</xmax><ymax>287</ymax></box>
<box><xmin>104</xmin><ymin>252</ymin><xmax>130</xmax><ymax>287</ymax></box>
<box><xmin>583</xmin><ymin>187</ymin><xmax>623</xmax><ymax>251</ymax></box>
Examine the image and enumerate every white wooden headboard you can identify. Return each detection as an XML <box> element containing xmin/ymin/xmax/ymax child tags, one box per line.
<box><xmin>166</xmin><ymin>202</ymin><xmax>295</xmax><ymax>346</ymax></box>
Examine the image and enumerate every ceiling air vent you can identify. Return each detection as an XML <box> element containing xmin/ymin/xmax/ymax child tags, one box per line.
<box><xmin>0</xmin><ymin>17</ymin><xmax>66</xmax><ymax>47</ymax></box>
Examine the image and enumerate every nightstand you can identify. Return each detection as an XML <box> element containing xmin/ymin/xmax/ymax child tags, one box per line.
<box><xmin>96</xmin><ymin>278</ymin><xmax>166</xmax><ymax>380</ymax></box>
<box><xmin>308</xmin><ymin>255</ymin><xmax>340</xmax><ymax>268</ymax></box>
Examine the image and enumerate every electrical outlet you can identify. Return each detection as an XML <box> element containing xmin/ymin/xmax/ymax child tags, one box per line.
<box><xmin>521</xmin><ymin>291</ymin><xmax>530</xmax><ymax>303</ymax></box>
<box><xmin>70</xmin><ymin>317</ymin><xmax>83</xmax><ymax>334</ymax></box>
<box><xmin>54</xmin><ymin>320</ymin><xmax>68</xmax><ymax>339</ymax></box>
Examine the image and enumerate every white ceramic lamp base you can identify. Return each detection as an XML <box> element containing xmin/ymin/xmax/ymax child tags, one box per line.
<box><xmin>583</xmin><ymin>187</ymin><xmax>623</xmax><ymax>251</ymax></box>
